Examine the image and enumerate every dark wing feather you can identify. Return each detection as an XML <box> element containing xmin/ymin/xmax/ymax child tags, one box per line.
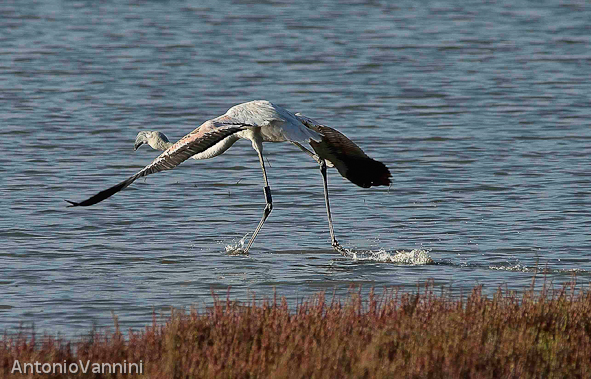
<box><xmin>66</xmin><ymin>124</ymin><xmax>248</xmax><ymax>207</ymax></box>
<box><xmin>296</xmin><ymin>114</ymin><xmax>391</xmax><ymax>188</ymax></box>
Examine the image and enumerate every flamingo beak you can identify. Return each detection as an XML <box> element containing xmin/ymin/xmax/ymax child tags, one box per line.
<box><xmin>134</xmin><ymin>133</ymin><xmax>148</xmax><ymax>151</ymax></box>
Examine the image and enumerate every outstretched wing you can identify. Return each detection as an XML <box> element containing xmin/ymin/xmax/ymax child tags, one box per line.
<box><xmin>66</xmin><ymin>124</ymin><xmax>249</xmax><ymax>207</ymax></box>
<box><xmin>295</xmin><ymin>114</ymin><xmax>391</xmax><ymax>188</ymax></box>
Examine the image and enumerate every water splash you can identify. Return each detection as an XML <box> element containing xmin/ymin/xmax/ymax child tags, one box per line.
<box><xmin>225</xmin><ymin>234</ymin><xmax>250</xmax><ymax>255</ymax></box>
<box><xmin>341</xmin><ymin>248</ymin><xmax>434</xmax><ymax>265</ymax></box>
<box><xmin>223</xmin><ymin>236</ymin><xmax>434</xmax><ymax>264</ymax></box>
<box><xmin>489</xmin><ymin>264</ymin><xmax>534</xmax><ymax>272</ymax></box>
<box><xmin>489</xmin><ymin>264</ymin><xmax>589</xmax><ymax>275</ymax></box>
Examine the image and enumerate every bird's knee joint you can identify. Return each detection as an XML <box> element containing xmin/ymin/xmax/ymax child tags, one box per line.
<box><xmin>264</xmin><ymin>203</ymin><xmax>273</xmax><ymax>217</ymax></box>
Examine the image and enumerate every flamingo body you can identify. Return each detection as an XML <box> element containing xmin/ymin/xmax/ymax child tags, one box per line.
<box><xmin>67</xmin><ymin>100</ymin><xmax>391</xmax><ymax>254</ymax></box>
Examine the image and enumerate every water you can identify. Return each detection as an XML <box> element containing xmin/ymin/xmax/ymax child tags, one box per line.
<box><xmin>1</xmin><ymin>0</ymin><xmax>590</xmax><ymax>337</ymax></box>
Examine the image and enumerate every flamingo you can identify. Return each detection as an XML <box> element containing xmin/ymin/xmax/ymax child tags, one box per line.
<box><xmin>66</xmin><ymin>100</ymin><xmax>391</xmax><ymax>254</ymax></box>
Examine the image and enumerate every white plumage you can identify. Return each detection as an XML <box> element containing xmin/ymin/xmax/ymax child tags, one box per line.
<box><xmin>222</xmin><ymin>100</ymin><xmax>322</xmax><ymax>143</ymax></box>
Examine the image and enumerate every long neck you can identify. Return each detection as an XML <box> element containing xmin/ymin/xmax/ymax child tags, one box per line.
<box><xmin>150</xmin><ymin>135</ymin><xmax>174</xmax><ymax>151</ymax></box>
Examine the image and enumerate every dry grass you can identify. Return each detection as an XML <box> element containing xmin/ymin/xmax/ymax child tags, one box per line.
<box><xmin>2</xmin><ymin>281</ymin><xmax>591</xmax><ymax>378</ymax></box>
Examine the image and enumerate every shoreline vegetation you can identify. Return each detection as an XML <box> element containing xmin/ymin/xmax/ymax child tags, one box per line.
<box><xmin>2</xmin><ymin>280</ymin><xmax>590</xmax><ymax>378</ymax></box>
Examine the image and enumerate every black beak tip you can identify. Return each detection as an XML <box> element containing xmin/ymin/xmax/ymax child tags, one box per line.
<box><xmin>65</xmin><ymin>200</ymin><xmax>79</xmax><ymax>207</ymax></box>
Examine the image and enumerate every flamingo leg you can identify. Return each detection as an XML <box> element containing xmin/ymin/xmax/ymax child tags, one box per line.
<box><xmin>319</xmin><ymin>160</ymin><xmax>343</xmax><ymax>252</ymax></box>
<box><xmin>292</xmin><ymin>142</ymin><xmax>345</xmax><ymax>255</ymax></box>
<box><xmin>244</xmin><ymin>141</ymin><xmax>273</xmax><ymax>254</ymax></box>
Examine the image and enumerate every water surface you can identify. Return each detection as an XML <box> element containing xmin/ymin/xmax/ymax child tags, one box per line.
<box><xmin>1</xmin><ymin>0</ymin><xmax>590</xmax><ymax>337</ymax></box>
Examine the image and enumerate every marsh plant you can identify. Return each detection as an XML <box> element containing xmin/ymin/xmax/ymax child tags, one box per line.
<box><xmin>2</xmin><ymin>280</ymin><xmax>590</xmax><ymax>378</ymax></box>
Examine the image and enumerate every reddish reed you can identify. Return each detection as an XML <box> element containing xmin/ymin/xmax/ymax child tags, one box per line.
<box><xmin>2</xmin><ymin>282</ymin><xmax>590</xmax><ymax>378</ymax></box>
